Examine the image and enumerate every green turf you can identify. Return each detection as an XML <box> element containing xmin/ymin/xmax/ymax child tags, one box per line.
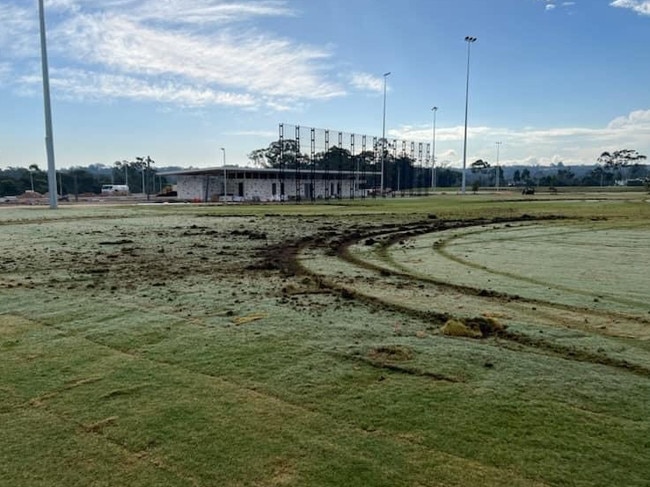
<box><xmin>1</xmin><ymin>190</ymin><xmax>649</xmax><ymax>486</ymax></box>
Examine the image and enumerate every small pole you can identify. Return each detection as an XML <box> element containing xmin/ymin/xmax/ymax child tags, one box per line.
<box><xmin>495</xmin><ymin>141</ymin><xmax>502</xmax><ymax>191</ymax></box>
<box><xmin>221</xmin><ymin>147</ymin><xmax>227</xmax><ymax>202</ymax></box>
<box><xmin>431</xmin><ymin>106</ymin><xmax>438</xmax><ymax>191</ymax></box>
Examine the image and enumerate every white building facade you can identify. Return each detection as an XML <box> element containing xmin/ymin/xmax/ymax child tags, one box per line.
<box><xmin>163</xmin><ymin>167</ymin><xmax>380</xmax><ymax>202</ymax></box>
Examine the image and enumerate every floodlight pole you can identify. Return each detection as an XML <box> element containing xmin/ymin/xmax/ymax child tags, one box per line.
<box><xmin>461</xmin><ymin>36</ymin><xmax>477</xmax><ymax>195</ymax></box>
<box><xmin>431</xmin><ymin>106</ymin><xmax>438</xmax><ymax>191</ymax></box>
<box><xmin>495</xmin><ymin>141</ymin><xmax>502</xmax><ymax>191</ymax></box>
<box><xmin>381</xmin><ymin>71</ymin><xmax>391</xmax><ymax>194</ymax></box>
<box><xmin>221</xmin><ymin>147</ymin><xmax>227</xmax><ymax>201</ymax></box>
<box><xmin>38</xmin><ymin>0</ymin><xmax>58</xmax><ymax>209</ymax></box>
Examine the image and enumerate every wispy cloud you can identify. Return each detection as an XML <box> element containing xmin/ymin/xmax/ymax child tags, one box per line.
<box><xmin>538</xmin><ymin>0</ymin><xmax>576</xmax><ymax>12</ymax></box>
<box><xmin>19</xmin><ymin>68</ymin><xmax>257</xmax><ymax>107</ymax></box>
<box><xmin>0</xmin><ymin>62</ymin><xmax>11</xmax><ymax>81</ymax></box>
<box><xmin>610</xmin><ymin>0</ymin><xmax>650</xmax><ymax>16</ymax></box>
<box><xmin>0</xmin><ymin>3</ymin><xmax>37</xmax><ymax>58</ymax></box>
<box><xmin>47</xmin><ymin>0</ymin><xmax>296</xmax><ymax>23</ymax></box>
<box><xmin>2</xmin><ymin>0</ymin><xmax>345</xmax><ymax>110</ymax></box>
<box><xmin>349</xmin><ymin>73</ymin><xmax>386</xmax><ymax>94</ymax></box>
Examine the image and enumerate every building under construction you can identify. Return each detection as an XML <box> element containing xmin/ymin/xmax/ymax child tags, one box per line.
<box><xmin>162</xmin><ymin>166</ymin><xmax>380</xmax><ymax>202</ymax></box>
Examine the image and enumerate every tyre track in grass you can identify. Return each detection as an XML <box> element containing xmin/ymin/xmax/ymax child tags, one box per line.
<box><xmin>426</xmin><ymin>222</ymin><xmax>650</xmax><ymax>311</ymax></box>
<box><xmin>280</xmin><ymin>216</ymin><xmax>650</xmax><ymax>378</ymax></box>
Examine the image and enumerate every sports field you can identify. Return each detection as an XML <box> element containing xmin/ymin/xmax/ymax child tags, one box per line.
<box><xmin>1</xmin><ymin>190</ymin><xmax>649</xmax><ymax>486</ymax></box>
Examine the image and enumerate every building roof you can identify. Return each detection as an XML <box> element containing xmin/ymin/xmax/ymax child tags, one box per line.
<box><xmin>160</xmin><ymin>166</ymin><xmax>381</xmax><ymax>177</ymax></box>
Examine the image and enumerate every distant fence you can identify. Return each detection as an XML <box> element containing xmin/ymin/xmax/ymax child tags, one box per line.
<box><xmin>277</xmin><ymin>123</ymin><xmax>433</xmax><ymax>201</ymax></box>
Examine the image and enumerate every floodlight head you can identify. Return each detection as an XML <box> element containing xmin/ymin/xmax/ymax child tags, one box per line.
<box><xmin>383</xmin><ymin>72</ymin><xmax>391</xmax><ymax>77</ymax></box>
<box><xmin>432</xmin><ymin>106</ymin><xmax>438</xmax><ymax>111</ymax></box>
<box><xmin>465</xmin><ymin>36</ymin><xmax>477</xmax><ymax>43</ymax></box>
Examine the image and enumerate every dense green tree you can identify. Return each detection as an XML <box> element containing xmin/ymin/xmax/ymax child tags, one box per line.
<box><xmin>247</xmin><ymin>140</ymin><xmax>303</xmax><ymax>168</ymax></box>
<box><xmin>0</xmin><ymin>179</ymin><xmax>19</xmax><ymax>196</ymax></box>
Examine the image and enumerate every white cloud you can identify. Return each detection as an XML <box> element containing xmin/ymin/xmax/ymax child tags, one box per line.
<box><xmin>349</xmin><ymin>73</ymin><xmax>385</xmax><ymax>93</ymax></box>
<box><xmin>539</xmin><ymin>0</ymin><xmax>576</xmax><ymax>11</ymax></box>
<box><xmin>129</xmin><ymin>0</ymin><xmax>296</xmax><ymax>25</ymax></box>
<box><xmin>0</xmin><ymin>3</ymin><xmax>37</xmax><ymax>58</ymax></box>
<box><xmin>0</xmin><ymin>63</ymin><xmax>11</xmax><ymax>82</ymax></box>
<box><xmin>1</xmin><ymin>0</ymin><xmax>345</xmax><ymax>110</ymax></box>
<box><xmin>389</xmin><ymin>109</ymin><xmax>650</xmax><ymax>166</ymax></box>
<box><xmin>46</xmin><ymin>0</ymin><xmax>296</xmax><ymax>23</ymax></box>
<box><xmin>54</xmin><ymin>13</ymin><xmax>343</xmax><ymax>99</ymax></box>
<box><xmin>610</xmin><ymin>0</ymin><xmax>650</xmax><ymax>16</ymax></box>
<box><xmin>19</xmin><ymin>68</ymin><xmax>258</xmax><ymax>107</ymax></box>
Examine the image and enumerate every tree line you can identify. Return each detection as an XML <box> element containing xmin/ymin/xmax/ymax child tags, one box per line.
<box><xmin>248</xmin><ymin>139</ymin><xmax>462</xmax><ymax>190</ymax></box>
<box><xmin>0</xmin><ymin>158</ymin><xmax>171</xmax><ymax>197</ymax></box>
<box><xmin>3</xmin><ymin>148</ymin><xmax>646</xmax><ymax>197</ymax></box>
<box><xmin>249</xmin><ymin>142</ymin><xmax>648</xmax><ymax>191</ymax></box>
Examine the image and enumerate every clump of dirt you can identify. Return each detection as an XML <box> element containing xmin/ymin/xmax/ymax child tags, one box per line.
<box><xmin>231</xmin><ymin>229</ymin><xmax>267</xmax><ymax>240</ymax></box>
<box><xmin>368</xmin><ymin>345</ymin><xmax>414</xmax><ymax>362</ymax></box>
<box><xmin>441</xmin><ymin>316</ymin><xmax>505</xmax><ymax>339</ymax></box>
<box><xmin>98</xmin><ymin>239</ymin><xmax>133</xmax><ymax>245</ymax></box>
<box><xmin>441</xmin><ymin>319</ymin><xmax>483</xmax><ymax>338</ymax></box>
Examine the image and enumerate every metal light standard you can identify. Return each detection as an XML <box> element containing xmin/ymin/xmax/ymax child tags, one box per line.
<box><xmin>220</xmin><ymin>147</ymin><xmax>227</xmax><ymax>201</ymax></box>
<box><xmin>381</xmin><ymin>71</ymin><xmax>391</xmax><ymax>194</ymax></box>
<box><xmin>461</xmin><ymin>36</ymin><xmax>477</xmax><ymax>194</ymax></box>
<box><xmin>431</xmin><ymin>106</ymin><xmax>438</xmax><ymax>191</ymax></box>
<box><xmin>38</xmin><ymin>0</ymin><xmax>58</xmax><ymax>209</ymax></box>
<box><xmin>495</xmin><ymin>141</ymin><xmax>502</xmax><ymax>191</ymax></box>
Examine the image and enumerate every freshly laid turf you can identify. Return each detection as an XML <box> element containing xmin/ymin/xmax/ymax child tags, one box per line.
<box><xmin>1</xmin><ymin>190</ymin><xmax>649</xmax><ymax>486</ymax></box>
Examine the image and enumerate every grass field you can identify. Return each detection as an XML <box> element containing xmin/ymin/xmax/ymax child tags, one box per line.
<box><xmin>1</xmin><ymin>190</ymin><xmax>649</xmax><ymax>486</ymax></box>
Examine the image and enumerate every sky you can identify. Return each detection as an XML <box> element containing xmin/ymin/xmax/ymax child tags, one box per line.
<box><xmin>1</xmin><ymin>0</ymin><xmax>649</xmax><ymax>169</ymax></box>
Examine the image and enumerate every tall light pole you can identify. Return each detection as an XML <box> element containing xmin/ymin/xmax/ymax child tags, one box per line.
<box><xmin>431</xmin><ymin>106</ymin><xmax>438</xmax><ymax>191</ymax></box>
<box><xmin>495</xmin><ymin>141</ymin><xmax>502</xmax><ymax>191</ymax></box>
<box><xmin>38</xmin><ymin>0</ymin><xmax>58</xmax><ymax>209</ymax></box>
<box><xmin>461</xmin><ymin>36</ymin><xmax>477</xmax><ymax>194</ymax></box>
<box><xmin>220</xmin><ymin>147</ymin><xmax>227</xmax><ymax>201</ymax></box>
<box><xmin>381</xmin><ymin>71</ymin><xmax>391</xmax><ymax>194</ymax></box>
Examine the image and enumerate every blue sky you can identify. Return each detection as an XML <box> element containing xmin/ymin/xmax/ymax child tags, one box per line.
<box><xmin>1</xmin><ymin>0</ymin><xmax>649</xmax><ymax>169</ymax></box>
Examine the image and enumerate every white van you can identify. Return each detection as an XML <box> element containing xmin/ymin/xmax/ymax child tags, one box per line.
<box><xmin>101</xmin><ymin>184</ymin><xmax>129</xmax><ymax>195</ymax></box>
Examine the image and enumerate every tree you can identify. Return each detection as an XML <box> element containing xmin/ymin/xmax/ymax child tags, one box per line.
<box><xmin>471</xmin><ymin>159</ymin><xmax>490</xmax><ymax>186</ymax></box>
<box><xmin>135</xmin><ymin>156</ymin><xmax>156</xmax><ymax>198</ymax></box>
<box><xmin>247</xmin><ymin>140</ymin><xmax>303</xmax><ymax>168</ymax></box>
<box><xmin>597</xmin><ymin>150</ymin><xmax>647</xmax><ymax>184</ymax></box>
<box><xmin>0</xmin><ymin>179</ymin><xmax>19</xmax><ymax>196</ymax></box>
<box><xmin>470</xmin><ymin>159</ymin><xmax>490</xmax><ymax>172</ymax></box>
